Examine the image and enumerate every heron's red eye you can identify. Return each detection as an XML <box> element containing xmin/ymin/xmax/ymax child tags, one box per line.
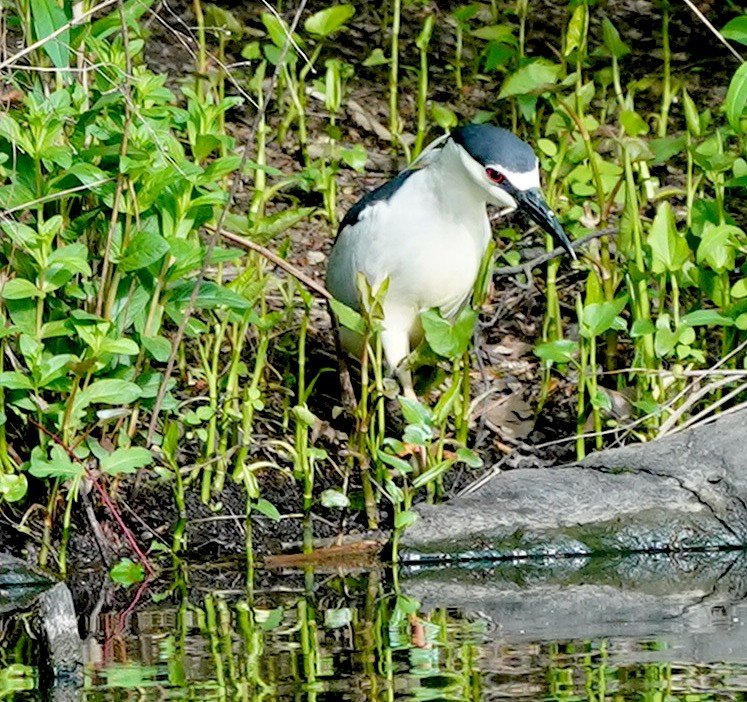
<box><xmin>486</xmin><ymin>168</ymin><xmax>505</xmax><ymax>184</ymax></box>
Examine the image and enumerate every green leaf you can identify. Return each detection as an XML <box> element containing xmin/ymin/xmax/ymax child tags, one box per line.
<box><xmin>725</xmin><ymin>62</ymin><xmax>747</xmax><ymax>133</ymax></box>
<box><xmin>415</xmin><ymin>14</ymin><xmax>435</xmax><ymax>51</ymax></box>
<box><xmin>292</xmin><ymin>404</ymin><xmax>318</xmax><ymax>427</ymax></box>
<box><xmin>110</xmin><ymin>558</ymin><xmax>145</xmax><ymax>587</ymax></box>
<box><xmin>304</xmin><ymin>5</ymin><xmax>355</xmax><ymax>37</ymax></box>
<box><xmin>620</xmin><ymin>109</ymin><xmax>649</xmax><ymax>136</ymax></box>
<box><xmin>0</xmin><ymin>371</ymin><xmax>33</xmax><ymax>391</ymax></box>
<box><xmin>30</xmin><ymin>0</ymin><xmax>70</xmax><ymax>68</ymax></box>
<box><xmin>630</xmin><ymin>318</ymin><xmax>655</xmax><ymax>337</ymax></box>
<box><xmin>362</xmin><ymin>48</ymin><xmax>388</xmax><ymax>67</ymax></box>
<box><xmin>2</xmin><ymin>279</ymin><xmax>41</xmax><ymax>300</ymax></box>
<box><xmin>431</xmin><ymin>103</ymin><xmax>458</xmax><ymax>130</ymax></box>
<box><xmin>533</xmin><ymin>339</ymin><xmax>577</xmax><ymax>363</ymax></box>
<box><xmin>681</xmin><ymin>309</ymin><xmax>734</xmax><ymax>327</ymax></box>
<box><xmin>648</xmin><ymin>201</ymin><xmax>689</xmax><ymax>273</ymax></box>
<box><xmin>261</xmin><ymin>12</ymin><xmax>291</xmax><ymax>48</ymax></box>
<box><xmin>80</xmin><ymin>379</ymin><xmax>142</xmax><ymax>405</ymax></box>
<box><xmin>499</xmin><ymin>59</ymin><xmax>560</xmax><ymax>99</ymax></box>
<box><xmin>394</xmin><ymin>510</ymin><xmax>418</xmax><ymax>529</ymax></box>
<box><xmin>471</xmin><ymin>25</ymin><xmax>515</xmax><ymax>43</ymax></box>
<box><xmin>99</xmin><ymin>337</ymin><xmax>140</xmax><ymax>355</ymax></box>
<box><xmin>320</xmin><ymin>489</ymin><xmax>349</xmax><ymax>508</ymax></box>
<box><xmin>564</xmin><ymin>4</ymin><xmax>586</xmax><ymax>56</ymax></box>
<box><xmin>101</xmin><ymin>447</ymin><xmax>153</xmax><ymax>476</ymax></box>
<box><xmin>29</xmin><ymin>445</ymin><xmax>82</xmax><ymax>480</ymax></box>
<box><xmin>456</xmin><ymin>447</ymin><xmax>483</xmax><ymax>469</ymax></box>
<box><xmin>328</xmin><ymin>298</ymin><xmax>366</xmax><ymax>335</ymax></box>
<box><xmin>696</xmin><ymin>222</ymin><xmax>741</xmax><ymax>273</ymax></box>
<box><xmin>141</xmin><ymin>335</ymin><xmax>172</xmax><ymax>362</ymax></box>
<box><xmin>339</xmin><ymin>144</ymin><xmax>368</xmax><ymax>172</ymax></box>
<box><xmin>722</xmin><ymin>16</ymin><xmax>747</xmax><ymax>46</ymax></box>
<box><xmin>601</xmin><ymin>16</ymin><xmax>630</xmax><ymax>59</ymax></box>
<box><xmin>732</xmin><ymin>278</ymin><xmax>747</xmax><ymax>298</ymax></box>
<box><xmin>118</xmin><ymin>229</ymin><xmax>169</xmax><ymax>272</ymax></box>
<box><xmin>377</xmin><ymin>450</ymin><xmax>413</xmax><ymax>474</ymax></box>
<box><xmin>398</xmin><ymin>396</ymin><xmax>434</xmax><ymax>427</ymax></box>
<box><xmin>682</xmin><ymin>89</ymin><xmax>701</xmax><ymax>138</ymax></box>
<box><xmin>580</xmin><ymin>297</ymin><xmax>628</xmax><ymax>338</ymax></box>
<box><xmin>168</xmin><ymin>281</ymin><xmax>252</xmax><ymax>311</ymax></box>
<box><xmin>0</xmin><ymin>473</ymin><xmax>28</xmax><ymax>503</ymax></box>
<box><xmin>253</xmin><ymin>498</ymin><xmax>281</xmax><ymax>521</ymax></box>
<box><xmin>420</xmin><ymin>307</ymin><xmax>476</xmax><ymax>358</ymax></box>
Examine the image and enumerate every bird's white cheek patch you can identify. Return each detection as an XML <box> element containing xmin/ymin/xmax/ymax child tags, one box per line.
<box><xmin>487</xmin><ymin>163</ymin><xmax>541</xmax><ymax>192</ymax></box>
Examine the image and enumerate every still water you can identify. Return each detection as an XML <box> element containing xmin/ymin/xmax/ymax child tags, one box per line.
<box><xmin>8</xmin><ymin>554</ymin><xmax>747</xmax><ymax>701</ymax></box>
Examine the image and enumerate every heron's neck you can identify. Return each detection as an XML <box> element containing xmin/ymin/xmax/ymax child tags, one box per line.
<box><xmin>426</xmin><ymin>140</ymin><xmax>489</xmax><ymax>217</ymax></box>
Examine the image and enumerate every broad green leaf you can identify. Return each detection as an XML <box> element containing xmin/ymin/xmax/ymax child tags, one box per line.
<box><xmin>47</xmin><ymin>243</ymin><xmax>91</xmax><ymax>276</ymax></box>
<box><xmin>141</xmin><ymin>335</ymin><xmax>172</xmax><ymax>362</ymax></box>
<box><xmin>0</xmin><ymin>473</ymin><xmax>27</xmax><ymax>502</ymax></box>
<box><xmin>534</xmin><ymin>339</ymin><xmax>578</xmax><ymax>363</ymax></box>
<box><xmin>722</xmin><ymin>16</ymin><xmax>747</xmax><ymax>46</ymax></box>
<box><xmin>304</xmin><ymin>4</ymin><xmax>355</xmax><ymax>37</ymax></box>
<box><xmin>601</xmin><ymin>16</ymin><xmax>630</xmax><ymax>59</ymax></box>
<box><xmin>732</xmin><ymin>278</ymin><xmax>747</xmax><ymax>298</ymax></box>
<box><xmin>29</xmin><ymin>445</ymin><xmax>82</xmax><ymax>480</ymax></box>
<box><xmin>431</xmin><ymin>103</ymin><xmax>458</xmax><ymax>130</ymax></box>
<box><xmin>30</xmin><ymin>0</ymin><xmax>70</xmax><ymax>68</ymax></box>
<box><xmin>99</xmin><ymin>337</ymin><xmax>140</xmax><ymax>355</ymax></box>
<box><xmin>696</xmin><ymin>222</ymin><xmax>741</xmax><ymax>273</ymax></box>
<box><xmin>580</xmin><ymin>297</ymin><xmax>628</xmax><ymax>338</ymax></box>
<box><xmin>110</xmin><ymin>558</ymin><xmax>145</xmax><ymax>587</ymax></box>
<box><xmin>362</xmin><ymin>48</ymin><xmax>387</xmax><ymax>67</ymax></box>
<box><xmin>648</xmin><ymin>202</ymin><xmax>689</xmax><ymax>273</ymax></box>
<box><xmin>261</xmin><ymin>12</ymin><xmax>292</xmax><ymax>48</ymax></box>
<box><xmin>339</xmin><ymin>144</ymin><xmax>368</xmax><ymax>172</ymax></box>
<box><xmin>456</xmin><ymin>447</ymin><xmax>483</xmax><ymax>468</ymax></box>
<box><xmin>564</xmin><ymin>4</ymin><xmax>586</xmax><ymax>56</ymax></box>
<box><xmin>420</xmin><ymin>307</ymin><xmax>476</xmax><ymax>358</ymax></box>
<box><xmin>0</xmin><ymin>371</ymin><xmax>33</xmax><ymax>390</ymax></box>
<box><xmin>253</xmin><ymin>498</ymin><xmax>281</xmax><ymax>521</ymax></box>
<box><xmin>630</xmin><ymin>318</ymin><xmax>655</xmax><ymax>337</ymax></box>
<box><xmin>726</xmin><ymin>62</ymin><xmax>747</xmax><ymax>133</ymax></box>
<box><xmin>118</xmin><ymin>229</ymin><xmax>169</xmax><ymax>272</ymax></box>
<box><xmin>499</xmin><ymin>59</ymin><xmax>559</xmax><ymax>99</ymax></box>
<box><xmin>398</xmin><ymin>396</ymin><xmax>434</xmax><ymax>427</ymax></box>
<box><xmin>80</xmin><ymin>379</ymin><xmax>142</xmax><ymax>405</ymax></box>
<box><xmin>681</xmin><ymin>309</ymin><xmax>734</xmax><ymax>327</ymax></box>
<box><xmin>394</xmin><ymin>510</ymin><xmax>418</xmax><ymax>529</ymax></box>
<box><xmin>328</xmin><ymin>298</ymin><xmax>366</xmax><ymax>335</ymax></box>
<box><xmin>471</xmin><ymin>25</ymin><xmax>515</xmax><ymax>43</ymax></box>
<box><xmin>620</xmin><ymin>109</ymin><xmax>649</xmax><ymax>136</ymax></box>
<box><xmin>2</xmin><ymin>279</ymin><xmax>41</xmax><ymax>300</ymax></box>
<box><xmin>292</xmin><ymin>404</ymin><xmax>318</xmax><ymax>427</ymax></box>
<box><xmin>91</xmin><ymin>0</ymin><xmax>155</xmax><ymax>39</ymax></box>
<box><xmin>101</xmin><ymin>447</ymin><xmax>153</xmax><ymax>475</ymax></box>
<box><xmin>377</xmin><ymin>450</ymin><xmax>413</xmax><ymax>474</ymax></box>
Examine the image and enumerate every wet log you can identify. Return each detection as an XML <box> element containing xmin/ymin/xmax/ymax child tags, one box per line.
<box><xmin>401</xmin><ymin>408</ymin><xmax>747</xmax><ymax>561</ymax></box>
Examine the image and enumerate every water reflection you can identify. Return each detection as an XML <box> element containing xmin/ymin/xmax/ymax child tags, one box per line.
<box><xmin>3</xmin><ymin>556</ymin><xmax>747</xmax><ymax>701</ymax></box>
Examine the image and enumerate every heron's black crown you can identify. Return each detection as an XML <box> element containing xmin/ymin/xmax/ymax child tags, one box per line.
<box><xmin>452</xmin><ymin>124</ymin><xmax>537</xmax><ymax>174</ymax></box>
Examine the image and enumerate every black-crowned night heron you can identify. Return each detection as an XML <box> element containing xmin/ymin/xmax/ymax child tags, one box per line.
<box><xmin>326</xmin><ymin>123</ymin><xmax>575</xmax><ymax>398</ymax></box>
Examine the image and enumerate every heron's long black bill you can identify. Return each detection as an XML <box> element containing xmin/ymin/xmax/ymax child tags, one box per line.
<box><xmin>516</xmin><ymin>188</ymin><xmax>576</xmax><ymax>260</ymax></box>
